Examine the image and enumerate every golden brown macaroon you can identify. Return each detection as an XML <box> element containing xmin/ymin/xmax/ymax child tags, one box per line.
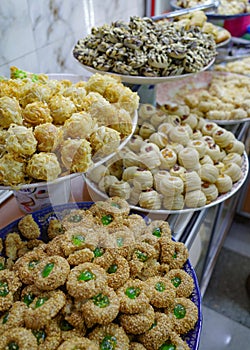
<box><xmin>4</xmin><ymin>232</ymin><xmax>25</xmax><ymax>260</ymax></box>
<box><xmin>60</xmin><ymin>138</ymin><xmax>93</xmax><ymax>173</ymax></box>
<box><xmin>22</xmin><ymin>101</ymin><xmax>53</xmax><ymax>127</ymax></box>
<box><xmin>62</xmin><ymin>111</ymin><xmax>98</xmax><ymax>139</ymax></box>
<box><xmin>6</xmin><ymin>124</ymin><xmax>37</xmax><ymax>156</ymax></box>
<box><xmin>0</xmin><ymin>153</ymin><xmax>27</xmax><ymax>186</ymax></box>
<box><xmin>48</xmin><ymin>94</ymin><xmax>76</xmax><ymax>125</ymax></box>
<box><xmin>0</xmin><ymin>96</ymin><xmax>23</xmax><ymax>128</ymax></box>
<box><xmin>34</xmin><ymin>122</ymin><xmax>63</xmax><ymax>152</ymax></box>
<box><xmin>26</xmin><ymin>152</ymin><xmax>61</xmax><ymax>182</ymax></box>
<box><xmin>18</xmin><ymin>214</ymin><xmax>40</xmax><ymax>240</ymax></box>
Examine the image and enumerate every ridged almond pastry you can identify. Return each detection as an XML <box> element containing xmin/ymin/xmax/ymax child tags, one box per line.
<box><xmin>185</xmin><ymin>189</ymin><xmax>207</xmax><ymax>208</ymax></box>
<box><xmin>188</xmin><ymin>139</ymin><xmax>207</xmax><ymax>158</ymax></box>
<box><xmin>215</xmin><ymin>174</ymin><xmax>233</xmax><ymax>194</ymax></box>
<box><xmin>153</xmin><ymin>170</ymin><xmax>171</xmax><ymax>192</ymax></box>
<box><xmin>139</xmin><ymin>150</ymin><xmax>161</xmax><ymax>170</ymax></box>
<box><xmin>139</xmin><ymin>121</ymin><xmax>156</xmax><ymax>139</ymax></box>
<box><xmin>128</xmin><ymin>135</ymin><xmax>145</xmax><ymax>153</ymax></box>
<box><xmin>205</xmin><ymin>143</ymin><xmax>224</xmax><ymax>162</ymax></box>
<box><xmin>201</xmin><ymin>182</ymin><xmax>219</xmax><ymax>204</ymax></box>
<box><xmin>178</xmin><ymin>147</ymin><xmax>200</xmax><ymax>171</ymax></box>
<box><xmin>168</xmin><ymin>126</ymin><xmax>190</xmax><ymax>146</ymax></box>
<box><xmin>181</xmin><ymin>171</ymin><xmax>201</xmax><ymax>192</ymax></box>
<box><xmin>138</xmin><ymin>103</ymin><xmax>158</xmax><ymax>122</ymax></box>
<box><xmin>212</xmin><ymin>128</ymin><xmax>235</xmax><ymax>148</ymax></box>
<box><xmin>122</xmin><ymin>149</ymin><xmax>142</xmax><ymax>168</ymax></box>
<box><xmin>128</xmin><ymin>185</ymin><xmax>142</xmax><ymax>205</ymax></box>
<box><xmin>220</xmin><ymin>163</ymin><xmax>242</xmax><ymax>183</ymax></box>
<box><xmin>206</xmin><ymin>110</ymin><xmax>231</xmax><ymax>121</ymax></box>
<box><xmin>140</xmin><ymin>142</ymin><xmax>160</xmax><ymax>155</ymax></box>
<box><xmin>160</xmin><ymin>147</ymin><xmax>177</xmax><ymax>170</ymax></box>
<box><xmin>98</xmin><ymin>175</ymin><xmax>118</xmax><ymax>193</ymax></box>
<box><xmin>122</xmin><ymin>166</ymin><xmax>140</xmax><ymax>183</ymax></box>
<box><xmin>181</xmin><ymin>113</ymin><xmax>198</xmax><ymax>129</ymax></box>
<box><xmin>157</xmin><ymin>122</ymin><xmax>174</xmax><ymax>136</ymax></box>
<box><xmin>133</xmin><ymin>169</ymin><xmax>154</xmax><ymax>190</ymax></box>
<box><xmin>109</xmin><ymin>180</ymin><xmax>131</xmax><ymax>199</ymax></box>
<box><xmin>201</xmin><ymin>122</ymin><xmax>219</xmax><ymax>136</ymax></box>
<box><xmin>150</xmin><ymin>110</ymin><xmax>169</xmax><ymax>128</ymax></box>
<box><xmin>159</xmin><ymin>176</ymin><xmax>184</xmax><ymax>196</ymax></box>
<box><xmin>87</xmin><ymin>164</ymin><xmax>108</xmax><ymax>183</ymax></box>
<box><xmin>200</xmin><ymin>154</ymin><xmax>214</xmax><ymax>165</ymax></box>
<box><xmin>198</xmin><ymin>163</ymin><xmax>219</xmax><ymax>183</ymax></box>
<box><xmin>170</xmin><ymin>164</ymin><xmax>186</xmax><ymax>178</ymax></box>
<box><xmin>223</xmin><ymin>153</ymin><xmax>243</xmax><ymax>167</ymax></box>
<box><xmin>162</xmin><ymin>193</ymin><xmax>185</xmax><ymax>210</ymax></box>
<box><xmin>138</xmin><ymin>190</ymin><xmax>162</xmax><ymax>210</ymax></box>
<box><xmin>149</xmin><ymin>132</ymin><xmax>168</xmax><ymax>149</ymax></box>
<box><xmin>225</xmin><ymin>139</ymin><xmax>245</xmax><ymax>155</ymax></box>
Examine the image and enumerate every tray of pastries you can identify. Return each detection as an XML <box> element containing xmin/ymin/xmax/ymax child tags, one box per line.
<box><xmin>0</xmin><ymin>67</ymin><xmax>138</xmax><ymax>189</ymax></box>
<box><xmin>0</xmin><ymin>198</ymin><xmax>202</xmax><ymax>350</ymax></box>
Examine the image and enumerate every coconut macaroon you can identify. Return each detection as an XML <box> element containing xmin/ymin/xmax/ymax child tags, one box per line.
<box><xmin>26</xmin><ymin>152</ymin><xmax>61</xmax><ymax>181</ymax></box>
<box><xmin>18</xmin><ymin>214</ymin><xmax>40</xmax><ymax>240</ymax></box>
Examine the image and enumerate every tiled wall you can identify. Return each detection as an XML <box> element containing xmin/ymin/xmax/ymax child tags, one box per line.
<box><xmin>0</xmin><ymin>0</ymin><xmax>145</xmax><ymax>78</ymax></box>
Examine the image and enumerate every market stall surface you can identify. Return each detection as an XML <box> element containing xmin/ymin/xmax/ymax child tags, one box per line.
<box><xmin>200</xmin><ymin>215</ymin><xmax>250</xmax><ymax>349</ymax></box>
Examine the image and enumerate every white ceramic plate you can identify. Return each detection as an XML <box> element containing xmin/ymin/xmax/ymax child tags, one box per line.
<box><xmin>85</xmin><ymin>151</ymin><xmax>249</xmax><ymax>215</ymax></box>
<box><xmin>76</xmin><ymin>58</ymin><xmax>215</xmax><ymax>85</ymax></box>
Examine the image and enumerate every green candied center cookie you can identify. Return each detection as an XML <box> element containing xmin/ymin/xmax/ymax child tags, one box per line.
<box><xmin>125</xmin><ymin>286</ymin><xmax>141</xmax><ymax>299</ymax></box>
<box><xmin>35</xmin><ymin>296</ymin><xmax>48</xmax><ymax>309</ymax></box>
<box><xmin>0</xmin><ymin>281</ymin><xmax>9</xmax><ymax>297</ymax></box>
<box><xmin>149</xmin><ymin>320</ymin><xmax>157</xmax><ymax>330</ymax></box>
<box><xmin>93</xmin><ymin>247</ymin><xmax>104</xmax><ymax>257</ymax></box>
<box><xmin>59</xmin><ymin>318</ymin><xmax>74</xmax><ymax>331</ymax></box>
<box><xmin>155</xmin><ymin>281</ymin><xmax>166</xmax><ymax>292</ymax></box>
<box><xmin>152</xmin><ymin>227</ymin><xmax>162</xmax><ymax>237</ymax></box>
<box><xmin>72</xmin><ymin>234</ymin><xmax>85</xmax><ymax>246</ymax></box>
<box><xmin>2</xmin><ymin>312</ymin><xmax>9</xmax><ymax>324</ymax></box>
<box><xmin>41</xmin><ymin>262</ymin><xmax>54</xmax><ymax>277</ymax></box>
<box><xmin>173</xmin><ymin>252</ymin><xmax>177</xmax><ymax>259</ymax></box>
<box><xmin>135</xmin><ymin>250</ymin><xmax>148</xmax><ymax>262</ymax></box>
<box><xmin>171</xmin><ymin>276</ymin><xmax>181</xmax><ymax>288</ymax></box>
<box><xmin>107</xmin><ymin>264</ymin><xmax>118</xmax><ymax>274</ymax></box>
<box><xmin>32</xmin><ymin>330</ymin><xmax>46</xmax><ymax>345</ymax></box>
<box><xmin>100</xmin><ymin>335</ymin><xmax>117</xmax><ymax>350</ymax></box>
<box><xmin>7</xmin><ymin>342</ymin><xmax>19</xmax><ymax>350</ymax></box>
<box><xmin>101</xmin><ymin>214</ymin><xmax>113</xmax><ymax>226</ymax></box>
<box><xmin>67</xmin><ymin>214</ymin><xmax>83</xmax><ymax>223</ymax></box>
<box><xmin>159</xmin><ymin>342</ymin><xmax>176</xmax><ymax>350</ymax></box>
<box><xmin>78</xmin><ymin>270</ymin><xmax>95</xmax><ymax>281</ymax></box>
<box><xmin>23</xmin><ymin>293</ymin><xmax>35</xmax><ymax>306</ymax></box>
<box><xmin>174</xmin><ymin>303</ymin><xmax>186</xmax><ymax>319</ymax></box>
<box><xmin>28</xmin><ymin>260</ymin><xmax>39</xmax><ymax>270</ymax></box>
<box><xmin>0</xmin><ymin>262</ymin><xmax>5</xmax><ymax>270</ymax></box>
<box><xmin>92</xmin><ymin>293</ymin><xmax>110</xmax><ymax>308</ymax></box>
<box><xmin>116</xmin><ymin>237</ymin><xmax>124</xmax><ymax>247</ymax></box>
<box><xmin>111</xmin><ymin>202</ymin><xmax>121</xmax><ymax>209</ymax></box>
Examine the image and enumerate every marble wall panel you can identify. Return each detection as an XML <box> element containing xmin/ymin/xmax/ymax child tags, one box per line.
<box><xmin>0</xmin><ymin>0</ymin><xmax>145</xmax><ymax>76</ymax></box>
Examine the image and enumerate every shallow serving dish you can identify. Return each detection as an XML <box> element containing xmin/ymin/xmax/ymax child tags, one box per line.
<box><xmin>0</xmin><ymin>201</ymin><xmax>202</xmax><ymax>350</ymax></box>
